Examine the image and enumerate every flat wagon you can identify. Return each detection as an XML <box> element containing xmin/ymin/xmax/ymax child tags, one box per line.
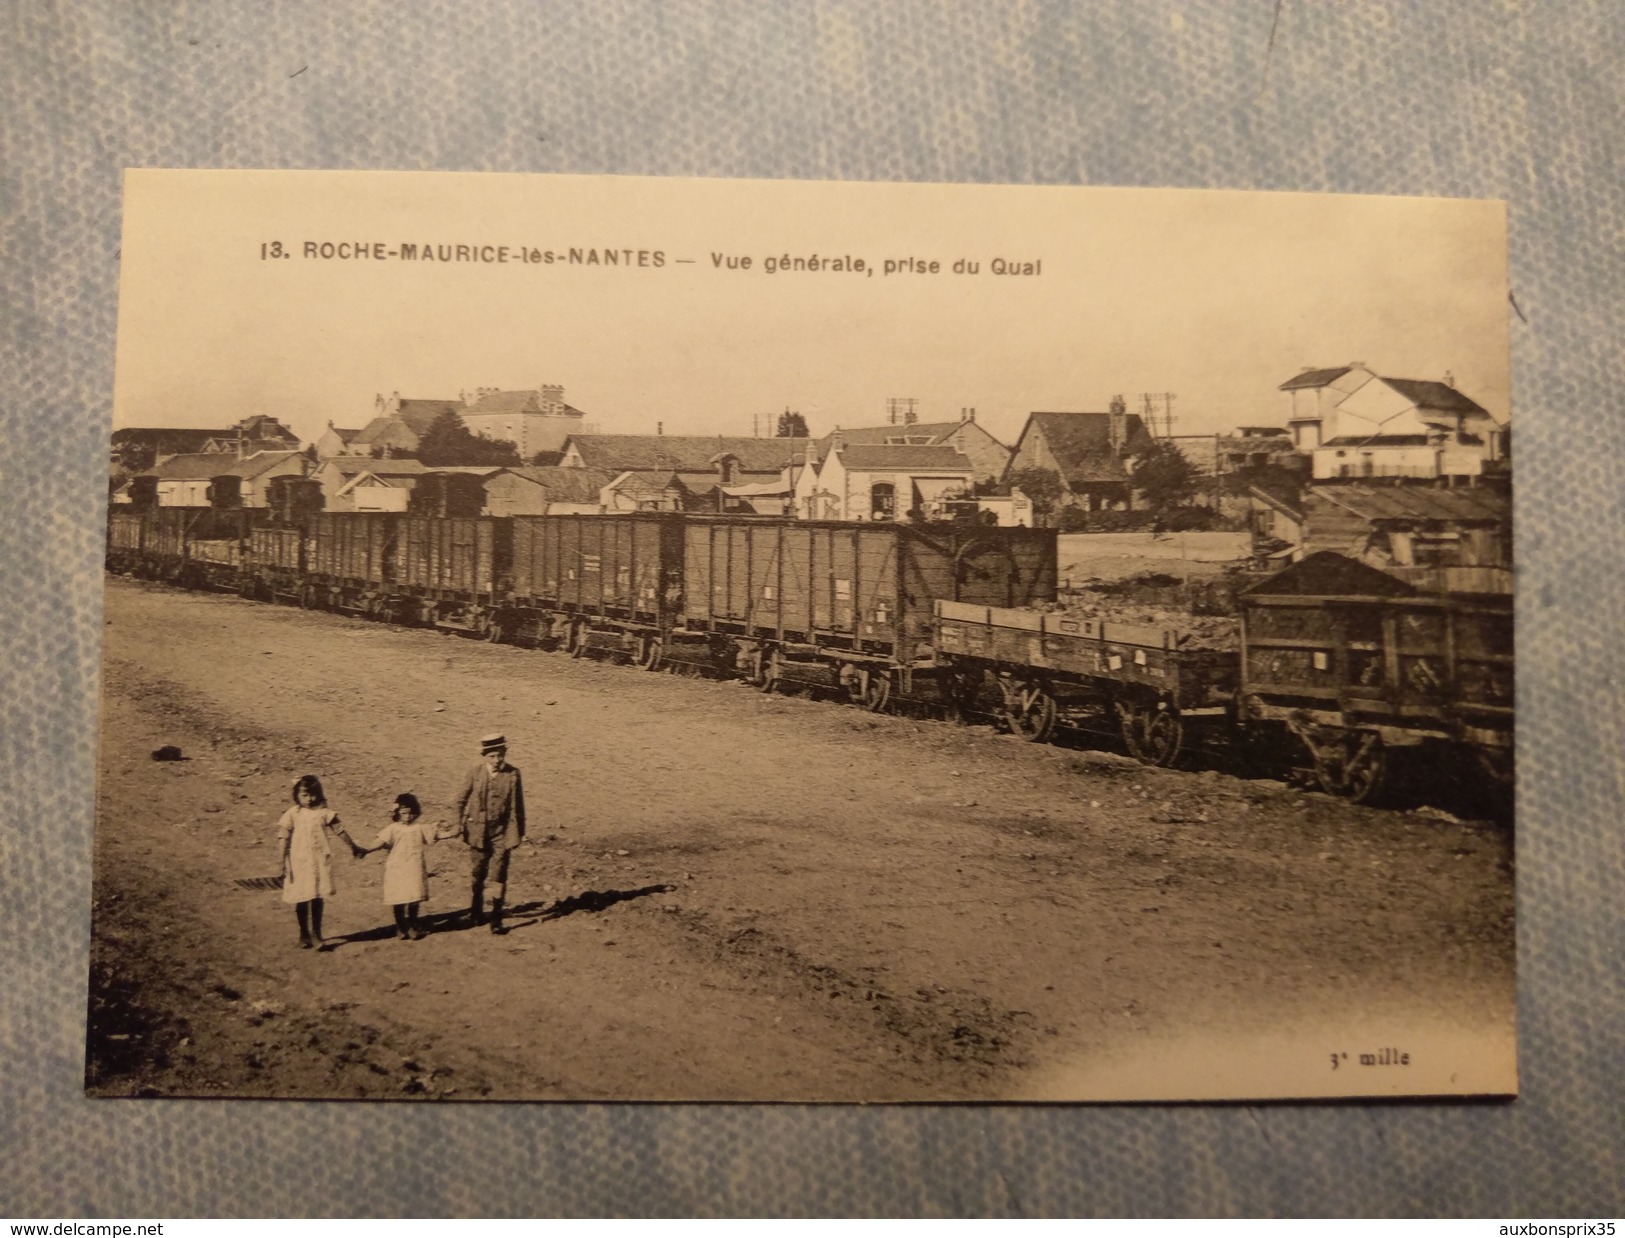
<box><xmin>1236</xmin><ymin>551</ymin><xmax>1513</xmax><ymax>802</ymax></box>
<box><xmin>933</xmin><ymin>601</ymin><xmax>1238</xmax><ymax>765</ymax></box>
<box><xmin>677</xmin><ymin>518</ymin><xmax>1058</xmax><ymax>705</ymax></box>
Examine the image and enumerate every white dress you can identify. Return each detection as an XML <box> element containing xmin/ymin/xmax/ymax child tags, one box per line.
<box><xmin>373</xmin><ymin>820</ymin><xmax>437</xmax><ymax>905</ymax></box>
<box><xmin>278</xmin><ymin>806</ymin><xmax>340</xmax><ymax>904</ymax></box>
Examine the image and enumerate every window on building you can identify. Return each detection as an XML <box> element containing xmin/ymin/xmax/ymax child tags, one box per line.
<box><xmin>870</xmin><ymin>482</ymin><xmax>896</xmax><ymax>519</ymax></box>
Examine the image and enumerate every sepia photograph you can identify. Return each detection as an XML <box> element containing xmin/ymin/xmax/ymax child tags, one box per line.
<box><xmin>89</xmin><ymin>170</ymin><xmax>1515</xmax><ymax>1102</ymax></box>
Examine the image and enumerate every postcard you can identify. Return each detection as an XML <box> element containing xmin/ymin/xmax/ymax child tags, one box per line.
<box><xmin>90</xmin><ymin>170</ymin><xmax>1513</xmax><ymax>1101</ymax></box>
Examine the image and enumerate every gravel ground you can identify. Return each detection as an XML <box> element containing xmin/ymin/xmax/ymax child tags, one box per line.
<box><xmin>86</xmin><ymin>576</ymin><xmax>1516</xmax><ymax>1101</ymax></box>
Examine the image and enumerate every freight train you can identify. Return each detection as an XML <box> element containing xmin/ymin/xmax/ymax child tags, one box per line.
<box><xmin>105</xmin><ymin>499</ymin><xmax>1513</xmax><ymax>810</ymax></box>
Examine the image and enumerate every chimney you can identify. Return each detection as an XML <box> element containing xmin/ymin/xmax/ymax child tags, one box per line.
<box><xmin>657</xmin><ymin>421</ymin><xmax>663</xmax><ymax>436</ymax></box>
<box><xmin>1443</xmin><ymin>370</ymin><xmax>1455</xmax><ymax>388</ymax></box>
<box><xmin>1108</xmin><ymin>395</ymin><xmax>1127</xmax><ymax>453</ymax></box>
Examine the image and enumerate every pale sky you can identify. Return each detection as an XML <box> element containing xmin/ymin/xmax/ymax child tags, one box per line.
<box><xmin>113</xmin><ymin>171</ymin><xmax>1509</xmax><ymax>449</ymax></box>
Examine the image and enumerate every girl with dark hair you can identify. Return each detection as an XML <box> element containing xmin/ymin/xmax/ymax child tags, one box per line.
<box><xmin>275</xmin><ymin>774</ymin><xmax>360</xmax><ymax>950</ymax></box>
<box><xmin>354</xmin><ymin>793</ymin><xmax>458</xmax><ymax>940</ymax></box>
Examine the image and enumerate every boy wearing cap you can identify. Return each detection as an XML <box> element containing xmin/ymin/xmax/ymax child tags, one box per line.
<box><xmin>454</xmin><ymin>733</ymin><xmax>526</xmax><ymax>934</ymax></box>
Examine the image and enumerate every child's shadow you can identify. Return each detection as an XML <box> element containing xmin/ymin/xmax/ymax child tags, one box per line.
<box><xmin>501</xmin><ymin>883</ymin><xmax>673</xmax><ymax>933</ymax></box>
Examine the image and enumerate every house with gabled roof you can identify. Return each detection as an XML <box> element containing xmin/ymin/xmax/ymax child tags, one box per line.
<box><xmin>210</xmin><ymin>449</ymin><xmax>311</xmax><ymax>507</ymax></box>
<box><xmin>311</xmin><ymin>455</ymin><xmax>433</xmax><ymax>510</ymax></box>
<box><xmin>1279</xmin><ymin>364</ymin><xmax>1508</xmax><ymax>481</ymax></box>
<box><xmin>561</xmin><ymin>433</ymin><xmax>807</xmax><ymax>477</ymax></box>
<box><xmin>483</xmin><ymin>466</ymin><xmax>618</xmax><ymax>516</ymax></box>
<box><xmin>313</xmin><ymin>421</ymin><xmax>365</xmax><ymax>460</ymax></box>
<box><xmin>812</xmin><ymin>412</ymin><xmax>1011</xmax><ymax>485</ymax></box>
<box><xmin>143</xmin><ymin>453</ymin><xmax>227</xmax><ymax>506</ymax></box>
<box><xmin>459</xmin><ymin>385</ymin><xmax>590</xmax><ymax>459</ymax></box>
<box><xmin>1003</xmin><ymin>400</ymin><xmax>1157</xmax><ymax>512</ymax></box>
<box><xmin>348</xmin><ymin>393</ymin><xmax>466</xmax><ymax>457</ymax></box>
<box><xmin>793</xmin><ymin>440</ymin><xmax>975</xmax><ymax>521</ymax></box>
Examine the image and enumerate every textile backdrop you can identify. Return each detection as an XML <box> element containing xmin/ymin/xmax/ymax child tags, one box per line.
<box><xmin>2</xmin><ymin>0</ymin><xmax>1621</xmax><ymax>1218</ymax></box>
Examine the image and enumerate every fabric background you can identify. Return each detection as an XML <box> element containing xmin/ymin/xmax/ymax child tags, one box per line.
<box><xmin>2</xmin><ymin>0</ymin><xmax>1620</xmax><ymax>1218</ymax></box>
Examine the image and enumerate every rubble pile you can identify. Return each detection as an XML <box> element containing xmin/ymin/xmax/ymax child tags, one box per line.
<box><xmin>1049</xmin><ymin>572</ymin><xmax>1242</xmax><ymax>652</ymax></box>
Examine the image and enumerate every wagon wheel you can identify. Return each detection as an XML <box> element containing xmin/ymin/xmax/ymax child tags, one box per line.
<box><xmin>756</xmin><ymin>648</ymin><xmax>784</xmax><ymax>693</ymax></box>
<box><xmin>636</xmin><ymin>634</ymin><xmax>664</xmax><ymax>671</ymax></box>
<box><xmin>1136</xmin><ymin>709</ymin><xmax>1185</xmax><ymax>768</ymax></box>
<box><xmin>858</xmin><ymin>668</ymin><xmax>893</xmax><ymax>713</ymax></box>
<box><xmin>1336</xmin><ymin>734</ymin><xmax>1388</xmax><ymax>805</ymax></box>
<box><xmin>1004</xmin><ymin>682</ymin><xmax>1057</xmax><ymax>743</ymax></box>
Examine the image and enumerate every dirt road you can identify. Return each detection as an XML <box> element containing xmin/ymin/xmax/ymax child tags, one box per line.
<box><xmin>87</xmin><ymin>577</ymin><xmax>1516</xmax><ymax>1101</ymax></box>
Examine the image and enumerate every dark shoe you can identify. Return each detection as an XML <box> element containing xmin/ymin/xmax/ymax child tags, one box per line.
<box><xmin>489</xmin><ymin>899</ymin><xmax>506</xmax><ymax>935</ymax></box>
<box><xmin>312</xmin><ymin>937</ymin><xmax>329</xmax><ymax>952</ymax></box>
<box><xmin>408</xmin><ymin>927</ymin><xmax>426</xmax><ymax>941</ymax></box>
<box><xmin>490</xmin><ymin>921</ymin><xmax>508</xmax><ymax>936</ymax></box>
<box><xmin>299</xmin><ymin>936</ymin><xmax>314</xmax><ymax>950</ymax></box>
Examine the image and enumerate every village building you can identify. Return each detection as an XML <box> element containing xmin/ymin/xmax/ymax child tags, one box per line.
<box><xmin>1279</xmin><ymin>364</ymin><xmax>1508</xmax><ymax>481</ymax></box>
<box><xmin>312</xmin><ymin>421</ymin><xmax>365</xmax><ymax>459</ymax></box>
<box><xmin>459</xmin><ymin>385</ymin><xmax>592</xmax><ymax>460</ymax></box>
<box><xmin>482</xmin><ymin>466</ymin><xmax>618</xmax><ymax>517</ymax></box>
<box><xmin>813</xmin><ymin>411</ymin><xmax>1011</xmax><ymax>486</ymax></box>
<box><xmin>1002</xmin><ymin>402</ymin><xmax>1156</xmax><ymax>512</ymax></box>
<box><xmin>600</xmin><ymin>471</ymin><xmax>695</xmax><ymax>513</ymax></box>
<box><xmin>1297</xmin><ymin>483</ymin><xmax>1511</xmax><ymax>593</ymax></box>
<box><xmin>209</xmin><ymin>450</ymin><xmax>310</xmax><ymax>508</ymax></box>
<box><xmin>348</xmin><ymin>394</ymin><xmax>466</xmax><ymax>458</ymax></box>
<box><xmin>794</xmin><ymin>441</ymin><xmax>975</xmax><ymax>521</ymax></box>
<box><xmin>111</xmin><ymin>416</ymin><xmax>301</xmax><ymax>472</ymax></box>
<box><xmin>141</xmin><ymin>453</ymin><xmax>225</xmax><ymax>506</ymax></box>
<box><xmin>1171</xmin><ymin>426</ymin><xmax>1306</xmax><ymax>478</ymax></box>
<box><xmin>311</xmin><ymin>456</ymin><xmax>432</xmax><ymax>510</ymax></box>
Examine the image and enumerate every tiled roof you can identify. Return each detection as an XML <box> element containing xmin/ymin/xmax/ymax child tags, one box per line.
<box><xmin>1309</xmin><ymin>484</ymin><xmax>1509</xmax><ymax>524</ymax></box>
<box><xmin>1378</xmin><ymin>377</ymin><xmax>1492</xmax><ymax>418</ymax></box>
<box><xmin>351</xmin><ymin>401</ymin><xmax>463</xmax><ymax>446</ymax></box>
<box><xmin>493</xmin><ymin>466</ymin><xmax>618</xmax><ymax>503</ymax></box>
<box><xmin>606</xmin><ymin>470</ymin><xmax>689</xmax><ymax>500</ymax></box>
<box><xmin>1279</xmin><ymin>367</ymin><xmax>1354</xmax><ymax>391</ymax></box>
<box><xmin>1321</xmin><ymin>434</ymin><xmax>1433</xmax><ymax>448</ymax></box>
<box><xmin>146</xmin><ymin>453</ymin><xmax>235</xmax><ymax>480</ymax></box>
<box><xmin>1018</xmin><ymin>411</ymin><xmax>1155</xmax><ymax>485</ymax></box>
<box><xmin>567</xmin><ymin>435</ymin><xmax>807</xmax><ymax>473</ymax></box>
<box><xmin>318</xmin><ymin>457</ymin><xmax>431</xmax><ymax>477</ymax></box>
<box><xmin>219</xmin><ymin>450</ymin><xmax>307</xmax><ymax>479</ymax></box>
<box><xmin>838</xmin><ymin>444</ymin><xmax>974</xmax><ymax>472</ymax></box>
<box><xmin>464</xmin><ymin>389</ymin><xmax>586</xmax><ymax>416</ymax></box>
<box><xmin>112</xmin><ymin>427</ymin><xmax>231</xmax><ymax>452</ymax></box>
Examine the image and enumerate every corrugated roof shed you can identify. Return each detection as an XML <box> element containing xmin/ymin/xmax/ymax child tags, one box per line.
<box><xmin>839</xmin><ymin>444</ymin><xmax>974</xmax><ymax>471</ymax></box>
<box><xmin>1310</xmin><ymin>484</ymin><xmax>1509</xmax><ymax>523</ymax></box>
<box><xmin>568</xmin><ymin>435</ymin><xmax>806</xmax><ymax>473</ymax></box>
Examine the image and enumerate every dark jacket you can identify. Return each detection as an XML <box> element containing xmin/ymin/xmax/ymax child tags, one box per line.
<box><xmin>455</xmin><ymin>761</ymin><xmax>526</xmax><ymax>852</ymax></box>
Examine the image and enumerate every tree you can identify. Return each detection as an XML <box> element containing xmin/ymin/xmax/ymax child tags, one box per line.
<box><xmin>1006</xmin><ymin>467</ymin><xmax>1065</xmax><ymax>526</ymax></box>
<box><xmin>776</xmin><ymin>408</ymin><xmax>809</xmax><ymax>438</ymax></box>
<box><xmin>1132</xmin><ymin>440</ymin><xmax>1198</xmax><ymax>512</ymax></box>
<box><xmin>415</xmin><ymin>409</ymin><xmax>520</xmax><ymax>467</ymax></box>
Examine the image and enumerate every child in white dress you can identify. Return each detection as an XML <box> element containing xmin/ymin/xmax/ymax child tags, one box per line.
<box><xmin>356</xmin><ymin>794</ymin><xmax>458</xmax><ymax>940</ymax></box>
<box><xmin>276</xmin><ymin>774</ymin><xmax>363</xmax><ymax>951</ymax></box>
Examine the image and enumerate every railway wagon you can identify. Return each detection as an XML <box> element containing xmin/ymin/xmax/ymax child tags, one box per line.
<box><xmin>302</xmin><ymin>512</ymin><xmax>398</xmax><ymax>613</ymax></box>
<box><xmin>110</xmin><ymin>506</ymin><xmax>265</xmax><ymax>587</ymax></box>
<box><xmin>679</xmin><ymin>518</ymin><xmax>1058</xmax><ymax>705</ymax></box>
<box><xmin>503</xmin><ymin>513</ymin><xmax>684</xmax><ymax>663</ymax></box>
<box><xmin>1236</xmin><ymin>551</ymin><xmax>1514</xmax><ymax>803</ymax></box>
<box><xmin>933</xmin><ymin>601</ymin><xmax>1237</xmax><ymax>766</ymax></box>
<box><xmin>396</xmin><ymin>515</ymin><xmax>511</xmax><ymax>631</ymax></box>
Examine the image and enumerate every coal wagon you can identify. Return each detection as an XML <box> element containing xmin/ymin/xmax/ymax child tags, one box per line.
<box><xmin>501</xmin><ymin>513</ymin><xmax>684</xmax><ymax>664</ymax></box>
<box><xmin>677</xmin><ymin>518</ymin><xmax>1058</xmax><ymax>706</ymax></box>
<box><xmin>1236</xmin><ymin>551</ymin><xmax>1513</xmax><ymax>802</ymax></box>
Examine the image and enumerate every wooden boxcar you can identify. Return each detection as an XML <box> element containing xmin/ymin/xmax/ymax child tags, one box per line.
<box><xmin>1237</xmin><ymin>551</ymin><xmax>1513</xmax><ymax>802</ymax></box>
<box><xmin>503</xmin><ymin>513</ymin><xmax>683</xmax><ymax>661</ymax></box>
<box><xmin>933</xmin><ymin>601</ymin><xmax>1238</xmax><ymax>765</ymax></box>
<box><xmin>107</xmin><ymin>507</ymin><xmax>264</xmax><ymax>588</ymax></box>
<box><xmin>677</xmin><ymin>518</ymin><xmax>1058</xmax><ymax>703</ymax></box>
